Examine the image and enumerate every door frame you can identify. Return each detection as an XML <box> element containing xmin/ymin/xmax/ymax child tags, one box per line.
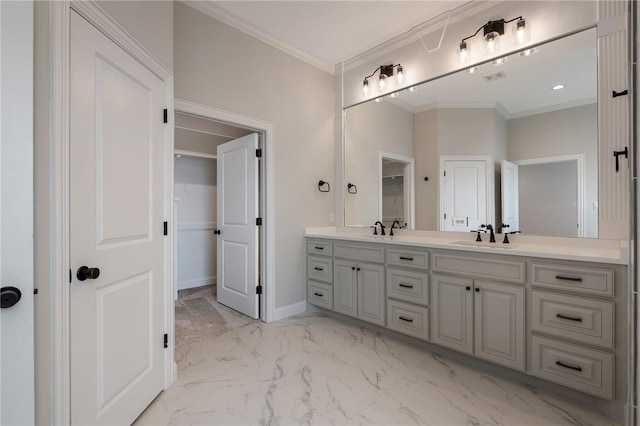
<box><xmin>378</xmin><ymin>151</ymin><xmax>415</xmax><ymax>229</ymax></box>
<box><xmin>48</xmin><ymin>2</ymin><xmax>174</xmax><ymax>424</ymax></box>
<box><xmin>514</xmin><ymin>154</ymin><xmax>585</xmax><ymax>237</ymax></box>
<box><xmin>174</xmin><ymin>98</ymin><xmax>275</xmax><ymax>324</ymax></box>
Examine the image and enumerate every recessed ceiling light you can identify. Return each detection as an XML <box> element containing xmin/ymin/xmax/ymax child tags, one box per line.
<box><xmin>552</xmin><ymin>84</ymin><xmax>565</xmax><ymax>90</ymax></box>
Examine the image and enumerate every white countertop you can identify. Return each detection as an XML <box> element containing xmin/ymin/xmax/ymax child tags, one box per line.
<box><xmin>305</xmin><ymin>227</ymin><xmax>629</xmax><ymax>265</ymax></box>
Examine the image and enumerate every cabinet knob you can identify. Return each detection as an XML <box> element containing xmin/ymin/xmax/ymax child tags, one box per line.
<box><xmin>475</xmin><ymin>287</ymin><xmax>480</xmax><ymax>293</ymax></box>
<box><xmin>351</xmin><ymin>267</ymin><xmax>356</xmax><ymax>270</ymax></box>
<box><xmin>357</xmin><ymin>267</ymin><xmax>361</xmax><ymax>271</ymax></box>
<box><xmin>465</xmin><ymin>286</ymin><xmax>471</xmax><ymax>291</ymax></box>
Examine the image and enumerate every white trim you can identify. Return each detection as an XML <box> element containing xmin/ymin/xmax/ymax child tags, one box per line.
<box><xmin>514</xmin><ymin>154</ymin><xmax>585</xmax><ymax>238</ymax></box>
<box><xmin>178</xmin><ymin>276</ymin><xmax>217</xmax><ymax>291</ymax></box>
<box><xmin>50</xmin><ymin>2</ymin><xmax>175</xmax><ymax>422</ymax></box>
<box><xmin>174</xmin><ymin>98</ymin><xmax>276</xmax><ymax>323</ymax></box>
<box><xmin>273</xmin><ymin>301</ymin><xmax>308</xmax><ymax>321</ymax></box>
<box><xmin>378</xmin><ymin>151</ymin><xmax>415</xmax><ymax>230</ymax></box>
<box><xmin>180</xmin><ymin>1</ymin><xmax>334</xmax><ymax>75</ymax></box>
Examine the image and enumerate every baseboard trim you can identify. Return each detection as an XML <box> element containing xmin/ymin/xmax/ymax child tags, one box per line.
<box><xmin>177</xmin><ymin>276</ymin><xmax>216</xmax><ymax>290</ymax></box>
<box><xmin>273</xmin><ymin>301</ymin><xmax>307</xmax><ymax>321</ymax></box>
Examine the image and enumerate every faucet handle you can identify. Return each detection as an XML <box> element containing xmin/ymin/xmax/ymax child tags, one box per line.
<box><xmin>369</xmin><ymin>225</ymin><xmax>378</xmax><ymax>235</ymax></box>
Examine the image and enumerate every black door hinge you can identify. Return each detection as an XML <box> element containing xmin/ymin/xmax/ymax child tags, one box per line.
<box><xmin>164</xmin><ymin>333</ymin><xmax>168</xmax><ymax>348</ymax></box>
<box><xmin>163</xmin><ymin>221</ymin><xmax>168</xmax><ymax>236</ymax></box>
<box><xmin>256</xmin><ymin>217</ymin><xmax>262</xmax><ymax>226</ymax></box>
<box><xmin>256</xmin><ymin>149</ymin><xmax>262</xmax><ymax>158</ymax></box>
<box><xmin>256</xmin><ymin>285</ymin><xmax>262</xmax><ymax>295</ymax></box>
<box><xmin>163</xmin><ymin>109</ymin><xmax>168</xmax><ymax>123</ymax></box>
<box><xmin>34</xmin><ymin>288</ymin><xmax>38</xmax><ymax>295</ymax></box>
<box><xmin>69</xmin><ymin>269</ymin><xmax>72</xmax><ymax>283</ymax></box>
<box><xmin>443</xmin><ymin>171</ymin><xmax>446</xmax><ymax>177</ymax></box>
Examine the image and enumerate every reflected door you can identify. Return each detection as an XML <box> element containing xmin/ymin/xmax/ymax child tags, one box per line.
<box><xmin>501</xmin><ymin>160</ymin><xmax>519</xmax><ymax>232</ymax></box>
<box><xmin>440</xmin><ymin>158</ymin><xmax>488</xmax><ymax>232</ymax></box>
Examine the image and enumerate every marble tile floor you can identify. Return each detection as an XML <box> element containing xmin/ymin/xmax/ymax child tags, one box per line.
<box><xmin>136</xmin><ymin>313</ymin><xmax>619</xmax><ymax>426</ymax></box>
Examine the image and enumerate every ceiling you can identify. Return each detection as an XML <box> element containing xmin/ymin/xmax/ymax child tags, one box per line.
<box><xmin>196</xmin><ymin>1</ymin><xmax>468</xmax><ymax>73</ymax></box>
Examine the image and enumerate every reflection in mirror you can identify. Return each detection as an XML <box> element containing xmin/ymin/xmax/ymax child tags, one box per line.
<box><xmin>381</xmin><ymin>154</ymin><xmax>414</xmax><ymax>229</ymax></box>
<box><xmin>344</xmin><ymin>28</ymin><xmax>597</xmax><ymax>238</ymax></box>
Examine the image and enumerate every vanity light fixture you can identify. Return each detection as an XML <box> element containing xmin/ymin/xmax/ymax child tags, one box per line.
<box><xmin>362</xmin><ymin>64</ymin><xmax>404</xmax><ymax>95</ymax></box>
<box><xmin>458</xmin><ymin>16</ymin><xmax>526</xmax><ymax>62</ymax></box>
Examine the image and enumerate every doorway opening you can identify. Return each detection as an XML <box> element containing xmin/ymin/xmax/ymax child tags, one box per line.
<box><xmin>379</xmin><ymin>152</ymin><xmax>415</xmax><ymax>229</ymax></box>
<box><xmin>172</xmin><ymin>109</ymin><xmax>268</xmax><ymax>347</ymax></box>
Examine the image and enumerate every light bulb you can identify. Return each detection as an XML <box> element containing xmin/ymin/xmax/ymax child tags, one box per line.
<box><xmin>519</xmin><ymin>48</ymin><xmax>536</xmax><ymax>57</ymax></box>
<box><xmin>459</xmin><ymin>41</ymin><xmax>469</xmax><ymax>63</ymax></box>
<box><xmin>396</xmin><ymin>65</ymin><xmax>404</xmax><ymax>84</ymax></box>
<box><xmin>491</xmin><ymin>57</ymin><xmax>507</xmax><ymax>66</ymax></box>
<box><xmin>467</xmin><ymin>66</ymin><xmax>479</xmax><ymax>74</ymax></box>
<box><xmin>407</xmin><ymin>86</ymin><xmax>417</xmax><ymax>92</ymax></box>
<box><xmin>485</xmin><ymin>32</ymin><xmax>499</xmax><ymax>52</ymax></box>
<box><xmin>374</xmin><ymin>97</ymin><xmax>383</xmax><ymax>103</ymax></box>
<box><xmin>362</xmin><ymin>79</ymin><xmax>369</xmax><ymax>96</ymax></box>
<box><xmin>390</xmin><ymin>92</ymin><xmax>399</xmax><ymax>98</ymax></box>
<box><xmin>378</xmin><ymin>74</ymin><xmax>387</xmax><ymax>90</ymax></box>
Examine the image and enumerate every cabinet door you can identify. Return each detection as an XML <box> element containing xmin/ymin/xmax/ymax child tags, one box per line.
<box><xmin>333</xmin><ymin>259</ymin><xmax>357</xmax><ymax>318</ymax></box>
<box><xmin>474</xmin><ymin>281</ymin><xmax>525</xmax><ymax>371</ymax></box>
<box><xmin>431</xmin><ymin>275</ymin><xmax>473</xmax><ymax>354</ymax></box>
<box><xmin>357</xmin><ymin>262</ymin><xmax>385</xmax><ymax>326</ymax></box>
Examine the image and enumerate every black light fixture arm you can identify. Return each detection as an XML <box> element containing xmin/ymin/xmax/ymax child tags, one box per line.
<box><xmin>363</xmin><ymin>64</ymin><xmax>403</xmax><ymax>81</ymax></box>
<box><xmin>460</xmin><ymin>16</ymin><xmax>523</xmax><ymax>43</ymax></box>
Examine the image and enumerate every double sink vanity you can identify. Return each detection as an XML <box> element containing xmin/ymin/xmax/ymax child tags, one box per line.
<box><xmin>305</xmin><ymin>227</ymin><xmax>628</xmax><ymax>414</ymax></box>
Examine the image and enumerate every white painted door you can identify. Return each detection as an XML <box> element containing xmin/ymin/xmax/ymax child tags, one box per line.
<box><xmin>217</xmin><ymin>134</ymin><xmax>259</xmax><ymax>319</ymax></box>
<box><xmin>501</xmin><ymin>160</ymin><xmax>519</xmax><ymax>233</ymax></box>
<box><xmin>474</xmin><ymin>281</ymin><xmax>525</xmax><ymax>371</ymax></box>
<box><xmin>69</xmin><ymin>11</ymin><xmax>166</xmax><ymax>425</ymax></box>
<box><xmin>441</xmin><ymin>159</ymin><xmax>487</xmax><ymax>232</ymax></box>
<box><xmin>430</xmin><ymin>275</ymin><xmax>473</xmax><ymax>355</ymax></box>
<box><xmin>0</xmin><ymin>1</ymin><xmax>34</xmax><ymax>424</ymax></box>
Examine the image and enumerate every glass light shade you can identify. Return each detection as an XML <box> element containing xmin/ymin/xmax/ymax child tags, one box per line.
<box><xmin>484</xmin><ymin>32</ymin><xmax>500</xmax><ymax>53</ymax></box>
<box><xmin>396</xmin><ymin>66</ymin><xmax>404</xmax><ymax>84</ymax></box>
<box><xmin>459</xmin><ymin>41</ymin><xmax>469</xmax><ymax>63</ymax></box>
<box><xmin>514</xmin><ymin>18</ymin><xmax>527</xmax><ymax>44</ymax></box>
<box><xmin>378</xmin><ymin>74</ymin><xmax>387</xmax><ymax>90</ymax></box>
<box><xmin>362</xmin><ymin>79</ymin><xmax>369</xmax><ymax>96</ymax></box>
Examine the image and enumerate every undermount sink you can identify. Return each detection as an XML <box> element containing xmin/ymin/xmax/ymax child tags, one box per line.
<box><xmin>450</xmin><ymin>240</ymin><xmax>518</xmax><ymax>250</ymax></box>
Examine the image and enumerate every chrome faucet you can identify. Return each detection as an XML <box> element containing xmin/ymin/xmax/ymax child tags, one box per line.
<box><xmin>481</xmin><ymin>224</ymin><xmax>496</xmax><ymax>243</ymax></box>
<box><xmin>390</xmin><ymin>219</ymin><xmax>401</xmax><ymax>236</ymax></box>
<box><xmin>374</xmin><ymin>221</ymin><xmax>386</xmax><ymax>236</ymax></box>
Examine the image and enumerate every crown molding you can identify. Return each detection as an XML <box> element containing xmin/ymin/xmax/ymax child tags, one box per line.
<box><xmin>181</xmin><ymin>1</ymin><xmax>334</xmax><ymax>75</ymax></box>
<box><xmin>508</xmin><ymin>97</ymin><xmax>597</xmax><ymax>119</ymax></box>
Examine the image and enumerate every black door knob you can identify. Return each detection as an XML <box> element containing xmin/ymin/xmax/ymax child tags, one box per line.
<box><xmin>77</xmin><ymin>266</ymin><xmax>100</xmax><ymax>281</ymax></box>
<box><xmin>213</xmin><ymin>229</ymin><xmax>221</xmax><ymax>235</ymax></box>
<box><xmin>1</xmin><ymin>286</ymin><xmax>21</xmax><ymax>308</ymax></box>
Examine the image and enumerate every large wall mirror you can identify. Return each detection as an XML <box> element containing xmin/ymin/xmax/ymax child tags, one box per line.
<box><xmin>344</xmin><ymin>28</ymin><xmax>597</xmax><ymax>238</ymax></box>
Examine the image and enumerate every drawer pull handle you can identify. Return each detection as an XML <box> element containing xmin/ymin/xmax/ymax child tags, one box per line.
<box><xmin>555</xmin><ymin>275</ymin><xmax>583</xmax><ymax>282</ymax></box>
<box><xmin>313</xmin><ymin>292</ymin><xmax>324</xmax><ymax>297</ymax></box>
<box><xmin>313</xmin><ymin>267</ymin><xmax>324</xmax><ymax>271</ymax></box>
<box><xmin>556</xmin><ymin>313</ymin><xmax>583</xmax><ymax>322</ymax></box>
<box><xmin>555</xmin><ymin>361</ymin><xmax>583</xmax><ymax>372</ymax></box>
<box><xmin>398</xmin><ymin>283</ymin><xmax>414</xmax><ymax>289</ymax></box>
<box><xmin>314</xmin><ymin>246</ymin><xmax>324</xmax><ymax>250</ymax></box>
<box><xmin>399</xmin><ymin>256</ymin><xmax>414</xmax><ymax>261</ymax></box>
<box><xmin>399</xmin><ymin>316</ymin><xmax>414</xmax><ymax>323</ymax></box>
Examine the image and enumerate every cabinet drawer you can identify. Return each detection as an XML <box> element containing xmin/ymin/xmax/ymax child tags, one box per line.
<box><xmin>334</xmin><ymin>243</ymin><xmax>384</xmax><ymax>263</ymax></box>
<box><xmin>387</xmin><ymin>299</ymin><xmax>429</xmax><ymax>341</ymax></box>
<box><xmin>532</xmin><ymin>291</ymin><xmax>614</xmax><ymax>349</ymax></box>
<box><xmin>386</xmin><ymin>268</ymin><xmax>429</xmax><ymax>306</ymax></box>
<box><xmin>307</xmin><ymin>256</ymin><xmax>332</xmax><ymax>283</ymax></box>
<box><xmin>308</xmin><ymin>281</ymin><xmax>333</xmax><ymax>310</ymax></box>
<box><xmin>531</xmin><ymin>336</ymin><xmax>614</xmax><ymax>400</ymax></box>
<box><xmin>307</xmin><ymin>240</ymin><xmax>333</xmax><ymax>256</ymax></box>
<box><xmin>432</xmin><ymin>252</ymin><xmax>525</xmax><ymax>284</ymax></box>
<box><xmin>387</xmin><ymin>248</ymin><xmax>429</xmax><ymax>269</ymax></box>
<box><xmin>530</xmin><ymin>263</ymin><xmax>614</xmax><ymax>296</ymax></box>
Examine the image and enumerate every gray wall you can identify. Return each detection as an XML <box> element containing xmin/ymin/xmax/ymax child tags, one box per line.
<box><xmin>413</xmin><ymin>109</ymin><xmax>438</xmax><ymax>230</ymax></box>
<box><xmin>508</xmin><ymin>103</ymin><xmax>598</xmax><ymax>237</ymax></box>
<box><xmin>174</xmin><ymin>2</ymin><xmax>334</xmax><ymax>309</ymax></box>
<box><xmin>344</xmin><ymin>100</ymin><xmax>414</xmax><ymax>227</ymax></box>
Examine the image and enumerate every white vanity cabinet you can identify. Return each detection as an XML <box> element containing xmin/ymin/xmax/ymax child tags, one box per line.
<box><xmin>431</xmin><ymin>274</ymin><xmax>525</xmax><ymax>371</ymax></box>
<box><xmin>333</xmin><ymin>243</ymin><xmax>386</xmax><ymax>326</ymax></box>
<box><xmin>306</xmin><ymin>240</ymin><xmax>333</xmax><ymax>310</ymax></box>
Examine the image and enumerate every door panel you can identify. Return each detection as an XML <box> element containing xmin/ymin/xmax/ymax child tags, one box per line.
<box><xmin>431</xmin><ymin>275</ymin><xmax>473</xmax><ymax>354</ymax></box>
<box><xmin>474</xmin><ymin>281</ymin><xmax>525</xmax><ymax>371</ymax></box>
<box><xmin>217</xmin><ymin>134</ymin><xmax>259</xmax><ymax>319</ymax></box>
<box><xmin>333</xmin><ymin>260</ymin><xmax>357</xmax><ymax>318</ymax></box>
<box><xmin>70</xmin><ymin>12</ymin><xmax>165</xmax><ymax>425</ymax></box>
<box><xmin>441</xmin><ymin>159</ymin><xmax>487</xmax><ymax>232</ymax></box>
<box><xmin>357</xmin><ymin>262</ymin><xmax>385</xmax><ymax>326</ymax></box>
<box><xmin>0</xmin><ymin>1</ymin><xmax>34</xmax><ymax>423</ymax></box>
<box><xmin>501</xmin><ymin>160</ymin><xmax>519</xmax><ymax>233</ymax></box>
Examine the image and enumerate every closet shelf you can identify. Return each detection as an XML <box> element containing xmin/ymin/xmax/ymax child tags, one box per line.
<box><xmin>383</xmin><ymin>174</ymin><xmax>404</xmax><ymax>179</ymax></box>
<box><xmin>174</xmin><ymin>149</ymin><xmax>217</xmax><ymax>160</ymax></box>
